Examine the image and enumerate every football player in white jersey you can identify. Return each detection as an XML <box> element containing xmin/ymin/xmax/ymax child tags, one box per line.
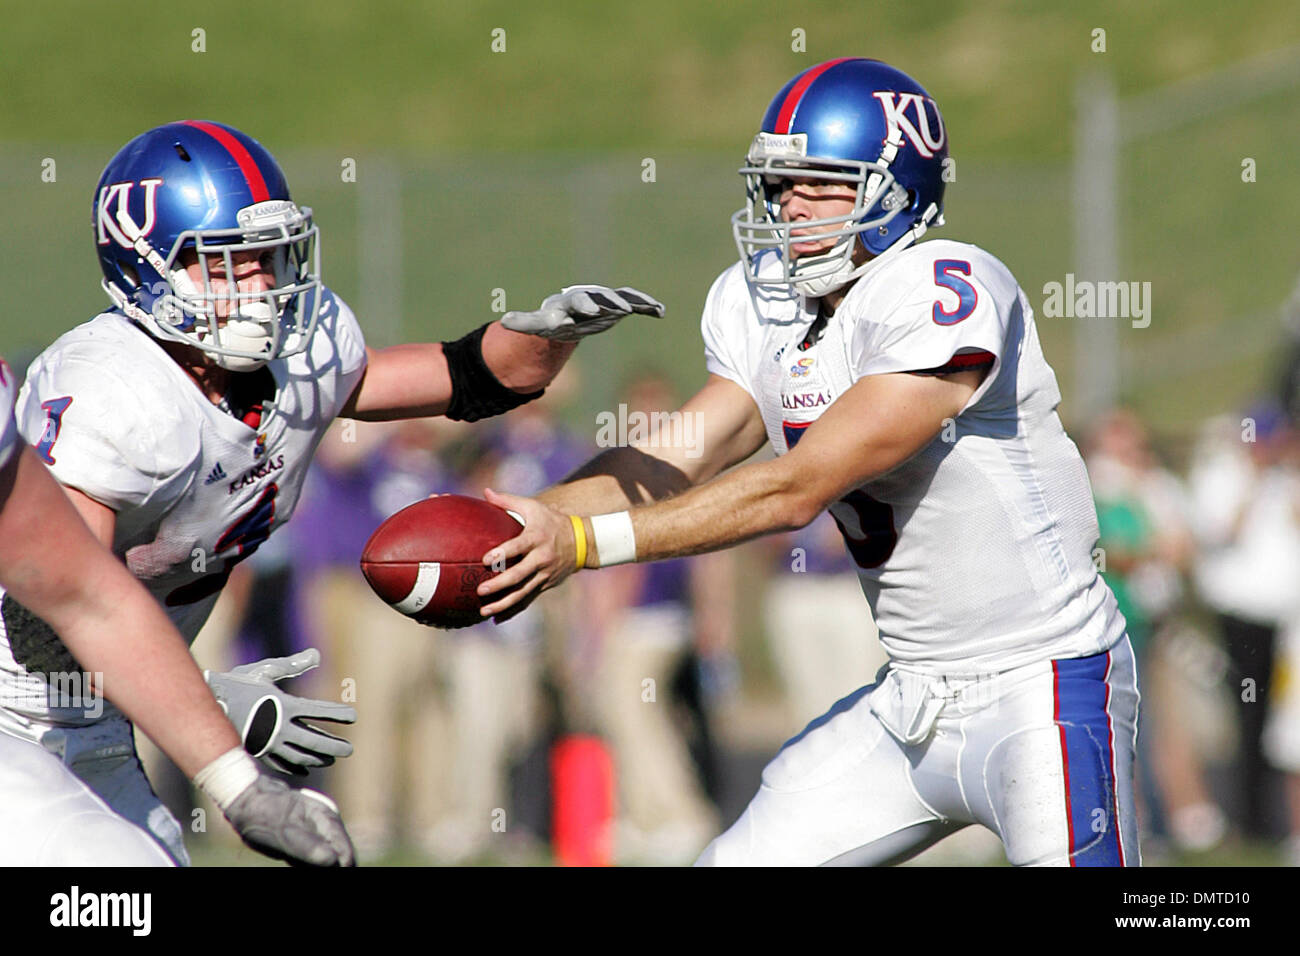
<box><xmin>0</xmin><ymin>357</ymin><xmax>352</xmax><ymax>865</ymax></box>
<box><xmin>478</xmin><ymin>59</ymin><xmax>1138</xmax><ymax>866</ymax></box>
<box><xmin>1</xmin><ymin>119</ymin><xmax>663</xmax><ymax>865</ymax></box>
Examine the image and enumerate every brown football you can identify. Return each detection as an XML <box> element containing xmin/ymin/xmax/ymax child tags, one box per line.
<box><xmin>360</xmin><ymin>495</ymin><xmax>524</xmax><ymax>628</ymax></box>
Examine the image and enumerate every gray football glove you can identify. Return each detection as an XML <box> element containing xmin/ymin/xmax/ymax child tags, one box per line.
<box><xmin>224</xmin><ymin>776</ymin><xmax>356</xmax><ymax>867</ymax></box>
<box><xmin>205</xmin><ymin>649</ymin><xmax>355</xmax><ymax>776</ymax></box>
<box><xmin>501</xmin><ymin>285</ymin><xmax>665</xmax><ymax>341</ymax></box>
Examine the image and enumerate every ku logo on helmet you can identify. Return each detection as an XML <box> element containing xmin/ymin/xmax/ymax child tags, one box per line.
<box><xmin>96</xmin><ymin>178</ymin><xmax>164</xmax><ymax>248</ymax></box>
<box><xmin>871</xmin><ymin>92</ymin><xmax>946</xmax><ymax>159</ymax></box>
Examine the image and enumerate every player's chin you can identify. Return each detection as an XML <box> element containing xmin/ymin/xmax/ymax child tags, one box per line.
<box><xmin>789</xmin><ymin>240</ymin><xmax>835</xmax><ymax>258</ymax></box>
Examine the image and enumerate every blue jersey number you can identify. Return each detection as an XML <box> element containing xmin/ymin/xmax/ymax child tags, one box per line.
<box><xmin>215</xmin><ymin>483</ymin><xmax>278</xmax><ymax>558</ymax></box>
<box><xmin>166</xmin><ymin>484</ymin><xmax>278</xmax><ymax>606</ymax></box>
<box><xmin>931</xmin><ymin>259</ymin><xmax>977</xmax><ymax>326</ymax></box>
<box><xmin>35</xmin><ymin>396</ymin><xmax>73</xmax><ymax>464</ymax></box>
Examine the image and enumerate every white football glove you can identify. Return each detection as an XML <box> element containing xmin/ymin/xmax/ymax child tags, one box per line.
<box><xmin>501</xmin><ymin>285</ymin><xmax>665</xmax><ymax>342</ymax></box>
<box><xmin>223</xmin><ymin>776</ymin><xmax>356</xmax><ymax>867</ymax></box>
<box><xmin>205</xmin><ymin>649</ymin><xmax>355</xmax><ymax>776</ymax></box>
<box><xmin>194</xmin><ymin>748</ymin><xmax>356</xmax><ymax>867</ymax></box>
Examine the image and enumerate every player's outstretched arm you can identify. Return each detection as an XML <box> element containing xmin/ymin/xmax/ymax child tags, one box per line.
<box><xmin>340</xmin><ymin>285</ymin><xmax>663</xmax><ymax>423</ymax></box>
<box><xmin>537</xmin><ymin>374</ymin><xmax>769</xmax><ymax>514</ymax></box>
<box><xmin>477</xmin><ymin>368</ymin><xmax>983</xmax><ymax>617</ymax></box>
<box><xmin>0</xmin><ymin>448</ymin><xmax>355</xmax><ymax>865</ymax></box>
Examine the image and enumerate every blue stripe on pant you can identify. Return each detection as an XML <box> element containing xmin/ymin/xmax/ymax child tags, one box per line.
<box><xmin>1053</xmin><ymin>648</ymin><xmax>1129</xmax><ymax>866</ymax></box>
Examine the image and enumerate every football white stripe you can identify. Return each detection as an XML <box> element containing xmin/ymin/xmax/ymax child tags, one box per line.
<box><xmin>392</xmin><ymin>562</ymin><xmax>441</xmax><ymax>614</ymax></box>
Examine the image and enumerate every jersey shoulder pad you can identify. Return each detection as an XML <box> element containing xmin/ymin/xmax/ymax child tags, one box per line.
<box><xmin>300</xmin><ymin>287</ymin><xmax>368</xmax><ymax>420</ymax></box>
<box><xmin>841</xmin><ymin>240</ymin><xmax>1022</xmax><ymax>398</ymax></box>
<box><xmin>846</xmin><ymin>240</ymin><xmax>1018</xmax><ymax>329</ymax></box>
<box><xmin>307</xmin><ymin>287</ymin><xmax>367</xmax><ymax>377</ymax></box>
<box><xmin>0</xmin><ymin>357</ymin><xmax>18</xmax><ymax>469</ymax></box>
<box><xmin>701</xmin><ymin>262</ymin><xmax>761</xmax><ymax>392</ymax></box>
<box><xmin>17</xmin><ymin>314</ymin><xmax>202</xmax><ymax>510</ymax></box>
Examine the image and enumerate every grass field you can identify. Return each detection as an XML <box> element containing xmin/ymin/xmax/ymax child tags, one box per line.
<box><xmin>4</xmin><ymin>3</ymin><xmax>1296</xmax><ymax>869</ymax></box>
<box><xmin>3</xmin><ymin>1</ymin><xmax>1296</xmax><ymax>157</ymax></box>
<box><xmin>185</xmin><ymin>825</ymin><xmax>1294</xmax><ymax>867</ymax></box>
<box><xmin>2</xmin><ymin>1</ymin><xmax>1298</xmax><ymax>441</ymax></box>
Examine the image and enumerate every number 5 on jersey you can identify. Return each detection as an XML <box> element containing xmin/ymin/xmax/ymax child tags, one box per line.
<box><xmin>932</xmin><ymin>259</ymin><xmax>977</xmax><ymax>325</ymax></box>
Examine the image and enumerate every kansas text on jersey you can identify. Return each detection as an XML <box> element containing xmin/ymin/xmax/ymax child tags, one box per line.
<box><xmin>703</xmin><ymin>241</ymin><xmax>1125</xmax><ymax>675</ymax></box>
<box><xmin>0</xmin><ymin>289</ymin><xmax>366</xmax><ymax>736</ymax></box>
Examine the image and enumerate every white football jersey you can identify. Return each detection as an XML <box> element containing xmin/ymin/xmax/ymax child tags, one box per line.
<box><xmin>0</xmin><ymin>358</ymin><xmax>17</xmax><ymax>470</ymax></box>
<box><xmin>703</xmin><ymin>240</ymin><xmax>1125</xmax><ymax>675</ymax></box>
<box><xmin>0</xmin><ymin>289</ymin><xmax>366</xmax><ymax>736</ymax></box>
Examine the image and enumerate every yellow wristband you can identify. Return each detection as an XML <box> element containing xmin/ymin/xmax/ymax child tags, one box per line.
<box><xmin>569</xmin><ymin>515</ymin><xmax>587</xmax><ymax>571</ymax></box>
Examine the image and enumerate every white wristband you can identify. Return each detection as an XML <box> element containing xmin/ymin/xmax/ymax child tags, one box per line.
<box><xmin>193</xmin><ymin>746</ymin><xmax>261</xmax><ymax>811</ymax></box>
<box><xmin>590</xmin><ymin>511</ymin><xmax>637</xmax><ymax>567</ymax></box>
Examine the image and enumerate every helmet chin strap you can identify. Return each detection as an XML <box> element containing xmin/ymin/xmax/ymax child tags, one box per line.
<box><xmin>208</xmin><ymin>300</ymin><xmax>275</xmax><ymax>372</ymax></box>
<box><xmin>792</xmin><ymin>201</ymin><xmax>941</xmax><ymax>299</ymax></box>
<box><xmin>791</xmin><ymin>245</ymin><xmax>862</xmax><ymax>298</ymax></box>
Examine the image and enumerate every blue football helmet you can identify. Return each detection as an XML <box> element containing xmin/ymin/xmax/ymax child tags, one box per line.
<box><xmin>94</xmin><ymin>120</ymin><xmax>322</xmax><ymax>371</ymax></box>
<box><xmin>731</xmin><ymin>58</ymin><xmax>949</xmax><ymax>297</ymax></box>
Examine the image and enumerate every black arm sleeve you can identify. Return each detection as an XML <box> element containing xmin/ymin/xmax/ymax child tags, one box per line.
<box><xmin>441</xmin><ymin>323</ymin><xmax>544</xmax><ymax>422</ymax></box>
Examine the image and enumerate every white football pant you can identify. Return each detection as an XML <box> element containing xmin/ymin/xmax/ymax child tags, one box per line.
<box><xmin>698</xmin><ymin>638</ymin><xmax>1139</xmax><ymax>866</ymax></box>
<box><xmin>0</xmin><ymin>717</ymin><xmax>186</xmax><ymax>866</ymax></box>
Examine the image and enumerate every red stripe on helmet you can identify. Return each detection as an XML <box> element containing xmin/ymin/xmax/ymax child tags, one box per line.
<box><xmin>773</xmin><ymin>57</ymin><xmax>856</xmax><ymax>134</ymax></box>
<box><xmin>180</xmin><ymin>120</ymin><xmax>270</xmax><ymax>203</ymax></box>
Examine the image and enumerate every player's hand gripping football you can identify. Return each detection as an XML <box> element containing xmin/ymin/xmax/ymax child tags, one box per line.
<box><xmin>205</xmin><ymin>649</ymin><xmax>356</xmax><ymax>776</ymax></box>
<box><xmin>475</xmin><ymin>487</ymin><xmax>580</xmax><ymax>620</ymax></box>
<box><xmin>222</xmin><ymin>775</ymin><xmax>356</xmax><ymax>867</ymax></box>
<box><xmin>501</xmin><ymin>285</ymin><xmax>665</xmax><ymax>342</ymax></box>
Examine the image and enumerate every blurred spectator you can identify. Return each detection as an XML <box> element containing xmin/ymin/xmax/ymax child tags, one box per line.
<box><xmin>582</xmin><ymin>372</ymin><xmax>734</xmax><ymax>863</ymax></box>
<box><xmin>1087</xmin><ymin>409</ymin><xmax>1226</xmax><ymax>852</ymax></box>
<box><xmin>291</xmin><ymin>416</ymin><xmax>458</xmax><ymax>860</ymax></box>
<box><xmin>587</xmin><ymin>555</ymin><xmax>734</xmax><ymax>863</ymax></box>
<box><xmin>425</xmin><ymin>366</ymin><xmax>592</xmax><ymax>862</ymax></box>
<box><xmin>1263</xmin><ymin>616</ymin><xmax>1300</xmax><ymax>864</ymax></box>
<box><xmin>763</xmin><ymin>513</ymin><xmax>885</xmax><ymax>731</ymax></box>
<box><xmin>1275</xmin><ymin>271</ymin><xmax>1300</xmax><ymax>427</ymax></box>
<box><xmin>1189</xmin><ymin>402</ymin><xmax>1300</xmax><ymax>840</ymax></box>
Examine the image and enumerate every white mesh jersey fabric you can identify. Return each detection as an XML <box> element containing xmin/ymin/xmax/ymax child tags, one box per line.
<box><xmin>702</xmin><ymin>240</ymin><xmax>1125</xmax><ymax>675</ymax></box>
<box><xmin>0</xmin><ymin>359</ymin><xmax>17</xmax><ymax>469</ymax></box>
<box><xmin>0</xmin><ymin>287</ymin><xmax>367</xmax><ymax>737</ymax></box>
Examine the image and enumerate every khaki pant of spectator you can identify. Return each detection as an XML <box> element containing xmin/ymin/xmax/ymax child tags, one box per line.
<box><xmin>765</xmin><ymin>572</ymin><xmax>886</xmax><ymax>730</ymax></box>
<box><xmin>595</xmin><ymin>605</ymin><xmax>717</xmax><ymax>863</ymax></box>
<box><xmin>299</xmin><ymin>567</ymin><xmax>452</xmax><ymax>853</ymax></box>
<box><xmin>425</xmin><ymin>630</ymin><xmax>541</xmax><ymax>858</ymax></box>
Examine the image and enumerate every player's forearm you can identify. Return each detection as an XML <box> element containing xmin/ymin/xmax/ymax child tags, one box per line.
<box><xmin>0</xmin><ymin>453</ymin><xmax>240</xmax><ymax>777</ymax></box>
<box><xmin>343</xmin><ymin>324</ymin><xmax>575</xmax><ymax>422</ymax></box>
<box><xmin>481</xmin><ymin>322</ymin><xmax>577</xmax><ymax>392</ymax></box>
<box><xmin>342</xmin><ymin>343</ymin><xmax>453</xmax><ymax>421</ymax></box>
<box><xmin>537</xmin><ymin>447</ymin><xmax>695</xmax><ymax>513</ymax></box>
<box><xmin>7</xmin><ymin>560</ymin><xmax>239</xmax><ymax>779</ymax></box>
<box><xmin>52</xmin><ymin>587</ymin><xmax>240</xmax><ymax>779</ymax></box>
<box><xmin>614</xmin><ymin>456</ymin><xmax>818</xmax><ymax>563</ymax></box>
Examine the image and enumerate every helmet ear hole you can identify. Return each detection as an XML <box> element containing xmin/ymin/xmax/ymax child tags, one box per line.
<box><xmin>122</xmin><ymin>264</ymin><xmax>140</xmax><ymax>288</ymax></box>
